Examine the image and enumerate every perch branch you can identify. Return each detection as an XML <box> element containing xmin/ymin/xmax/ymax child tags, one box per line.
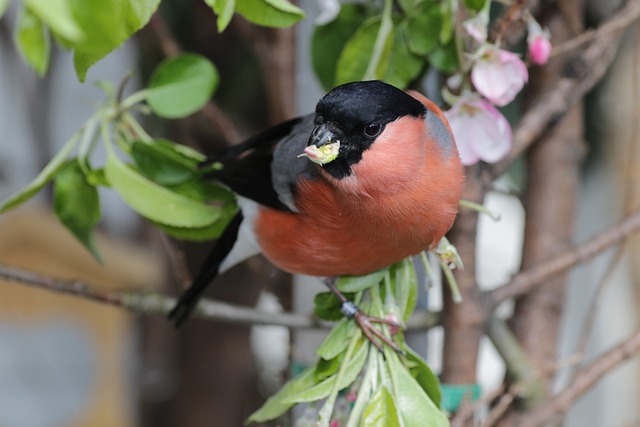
<box><xmin>0</xmin><ymin>264</ymin><xmax>440</xmax><ymax>330</ymax></box>
<box><xmin>489</xmin><ymin>210</ymin><xmax>640</xmax><ymax>306</ymax></box>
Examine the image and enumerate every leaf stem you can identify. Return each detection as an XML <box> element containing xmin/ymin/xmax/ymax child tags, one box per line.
<box><xmin>122</xmin><ymin>112</ymin><xmax>153</xmax><ymax>143</ymax></box>
<box><xmin>100</xmin><ymin>119</ymin><xmax>114</xmax><ymax>155</ymax></box>
<box><xmin>439</xmin><ymin>259</ymin><xmax>463</xmax><ymax>303</ymax></box>
<box><xmin>364</xmin><ymin>0</ymin><xmax>393</xmax><ymax>79</ymax></box>
<box><xmin>120</xmin><ymin>89</ymin><xmax>151</xmax><ymax>110</ymax></box>
<box><xmin>78</xmin><ymin>114</ymin><xmax>101</xmax><ymax>176</ymax></box>
<box><xmin>459</xmin><ymin>199</ymin><xmax>502</xmax><ymax>221</ymax></box>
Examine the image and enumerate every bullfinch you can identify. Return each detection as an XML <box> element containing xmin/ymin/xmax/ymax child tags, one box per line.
<box><xmin>169</xmin><ymin>80</ymin><xmax>464</xmax><ymax>350</ymax></box>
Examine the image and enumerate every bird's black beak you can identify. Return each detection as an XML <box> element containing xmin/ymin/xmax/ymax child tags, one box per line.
<box><xmin>299</xmin><ymin>123</ymin><xmax>342</xmax><ymax>165</ymax></box>
<box><xmin>309</xmin><ymin>123</ymin><xmax>339</xmax><ymax>148</ymax></box>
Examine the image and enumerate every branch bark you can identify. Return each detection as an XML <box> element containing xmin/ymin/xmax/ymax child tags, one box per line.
<box><xmin>489</xmin><ymin>209</ymin><xmax>640</xmax><ymax>305</ymax></box>
<box><xmin>0</xmin><ymin>263</ymin><xmax>440</xmax><ymax>330</ymax></box>
<box><xmin>441</xmin><ymin>166</ymin><xmax>490</xmax><ymax>384</ymax></box>
<box><xmin>519</xmin><ymin>327</ymin><xmax>640</xmax><ymax>427</ymax></box>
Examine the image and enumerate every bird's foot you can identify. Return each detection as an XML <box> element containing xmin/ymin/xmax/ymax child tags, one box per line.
<box><xmin>351</xmin><ymin>307</ymin><xmax>405</xmax><ymax>355</ymax></box>
<box><xmin>325</xmin><ymin>278</ymin><xmax>405</xmax><ymax>354</ymax></box>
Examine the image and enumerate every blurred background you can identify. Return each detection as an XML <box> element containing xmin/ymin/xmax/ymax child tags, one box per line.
<box><xmin>1</xmin><ymin>0</ymin><xmax>640</xmax><ymax>426</ymax></box>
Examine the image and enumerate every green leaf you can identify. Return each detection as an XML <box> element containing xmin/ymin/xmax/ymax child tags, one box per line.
<box><xmin>335</xmin><ymin>16</ymin><xmax>394</xmax><ymax>85</ymax></box>
<box><xmin>54</xmin><ymin>160</ymin><xmax>102</xmax><ymax>260</ymax></box>
<box><xmin>205</xmin><ymin>0</ymin><xmax>236</xmax><ymax>32</ymax></box>
<box><xmin>463</xmin><ymin>0</ymin><xmax>487</xmax><ymax>12</ymax></box>
<box><xmin>404</xmin><ymin>345</ymin><xmax>442</xmax><ymax>408</ymax></box>
<box><xmin>24</xmin><ymin>0</ymin><xmax>83</xmax><ymax>42</ymax></box>
<box><xmin>105</xmin><ymin>153</ymin><xmax>221</xmax><ymax>227</ymax></box>
<box><xmin>235</xmin><ymin>0</ymin><xmax>304</xmax><ymax>28</ymax></box>
<box><xmin>316</xmin><ymin>318</ymin><xmax>355</xmax><ymax>360</ymax></box>
<box><xmin>382</xmin><ymin>21</ymin><xmax>425</xmax><ymax>89</ymax></box>
<box><xmin>314</xmin><ymin>291</ymin><xmax>353</xmax><ymax>321</ymax></box>
<box><xmin>152</xmin><ymin>200</ymin><xmax>236</xmax><ymax>241</ymax></box>
<box><xmin>86</xmin><ymin>168</ymin><xmax>110</xmax><ymax>187</ymax></box>
<box><xmin>427</xmin><ymin>39</ymin><xmax>459</xmax><ymax>73</ymax></box>
<box><xmin>362</xmin><ymin>386</ymin><xmax>401</xmax><ymax>427</ymax></box>
<box><xmin>246</xmin><ymin>368</ymin><xmax>317</xmax><ymax>423</ymax></box>
<box><xmin>311</xmin><ymin>3</ymin><xmax>369</xmax><ymax>90</ymax></box>
<box><xmin>403</xmin><ymin>1</ymin><xmax>442</xmax><ymax>55</ymax></box>
<box><xmin>397</xmin><ymin>0</ymin><xmax>418</xmax><ymax>14</ymax></box>
<box><xmin>439</xmin><ymin>0</ymin><xmax>454</xmax><ymax>44</ymax></box>
<box><xmin>314</xmin><ymin>353</ymin><xmax>342</xmax><ymax>383</ymax></box>
<box><xmin>131</xmin><ymin>140</ymin><xmax>199</xmax><ymax>185</ymax></box>
<box><xmin>0</xmin><ymin>0</ymin><xmax>11</xmax><ymax>19</ymax></box>
<box><xmin>146</xmin><ymin>53</ymin><xmax>219</xmax><ymax>119</ymax></box>
<box><xmin>0</xmin><ymin>133</ymin><xmax>78</xmax><ymax>214</ymax></box>
<box><xmin>14</xmin><ymin>5</ymin><xmax>51</xmax><ymax>76</ymax></box>
<box><xmin>165</xmin><ymin>177</ymin><xmax>235</xmax><ymax>204</ymax></box>
<box><xmin>70</xmin><ymin>0</ymin><xmax>161</xmax><ymax>81</ymax></box>
<box><xmin>283</xmin><ymin>339</ymin><xmax>368</xmax><ymax>404</ymax></box>
<box><xmin>393</xmin><ymin>259</ymin><xmax>418</xmax><ymax>323</ymax></box>
<box><xmin>388</xmin><ymin>355</ymin><xmax>449</xmax><ymax>427</ymax></box>
<box><xmin>337</xmin><ymin>268</ymin><xmax>386</xmax><ymax>293</ymax></box>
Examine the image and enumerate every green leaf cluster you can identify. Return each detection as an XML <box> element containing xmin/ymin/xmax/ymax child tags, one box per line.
<box><xmin>0</xmin><ymin>54</ymin><xmax>235</xmax><ymax>260</ymax></box>
<box><xmin>312</xmin><ymin>0</ymin><xmax>459</xmax><ymax>91</ymax></box>
<box><xmin>205</xmin><ymin>0</ymin><xmax>304</xmax><ymax>32</ymax></box>
<box><xmin>8</xmin><ymin>0</ymin><xmax>162</xmax><ymax>80</ymax></box>
<box><xmin>249</xmin><ymin>259</ymin><xmax>448</xmax><ymax>426</ymax></box>
<box><xmin>6</xmin><ymin>0</ymin><xmax>303</xmax><ymax>79</ymax></box>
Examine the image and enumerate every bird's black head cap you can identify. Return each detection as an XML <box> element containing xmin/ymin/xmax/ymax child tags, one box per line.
<box><xmin>312</xmin><ymin>80</ymin><xmax>426</xmax><ymax>179</ymax></box>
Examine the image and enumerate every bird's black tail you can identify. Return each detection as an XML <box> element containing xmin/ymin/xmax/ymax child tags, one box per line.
<box><xmin>168</xmin><ymin>211</ymin><xmax>244</xmax><ymax>326</ymax></box>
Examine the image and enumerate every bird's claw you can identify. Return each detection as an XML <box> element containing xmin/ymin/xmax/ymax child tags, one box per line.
<box><xmin>352</xmin><ymin>310</ymin><xmax>406</xmax><ymax>356</ymax></box>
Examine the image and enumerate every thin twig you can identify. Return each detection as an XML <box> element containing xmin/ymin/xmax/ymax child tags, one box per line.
<box><xmin>519</xmin><ymin>328</ymin><xmax>640</xmax><ymax>427</ymax></box>
<box><xmin>489</xmin><ymin>210</ymin><xmax>640</xmax><ymax>306</ymax></box>
<box><xmin>481</xmin><ymin>356</ymin><xmax>580</xmax><ymax>427</ymax></box>
<box><xmin>0</xmin><ymin>263</ymin><xmax>440</xmax><ymax>330</ymax></box>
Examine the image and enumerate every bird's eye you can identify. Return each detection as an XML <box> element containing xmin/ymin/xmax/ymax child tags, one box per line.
<box><xmin>364</xmin><ymin>122</ymin><xmax>382</xmax><ymax>137</ymax></box>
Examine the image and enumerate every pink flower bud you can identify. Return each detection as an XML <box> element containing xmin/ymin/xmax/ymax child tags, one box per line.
<box><xmin>471</xmin><ymin>46</ymin><xmax>528</xmax><ymax>107</ymax></box>
<box><xmin>526</xmin><ymin>15</ymin><xmax>552</xmax><ymax>65</ymax></box>
<box><xmin>444</xmin><ymin>96</ymin><xmax>512</xmax><ymax>166</ymax></box>
<box><xmin>528</xmin><ymin>34</ymin><xmax>552</xmax><ymax>65</ymax></box>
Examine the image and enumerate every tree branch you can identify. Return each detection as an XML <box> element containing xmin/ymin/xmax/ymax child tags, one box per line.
<box><xmin>519</xmin><ymin>327</ymin><xmax>640</xmax><ymax>427</ymax></box>
<box><xmin>0</xmin><ymin>264</ymin><xmax>440</xmax><ymax>330</ymax></box>
<box><xmin>489</xmin><ymin>210</ymin><xmax>640</xmax><ymax>306</ymax></box>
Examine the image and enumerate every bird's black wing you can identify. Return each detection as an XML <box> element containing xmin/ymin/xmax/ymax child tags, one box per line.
<box><xmin>205</xmin><ymin>115</ymin><xmax>315</xmax><ymax>211</ymax></box>
<box><xmin>168</xmin><ymin>211</ymin><xmax>243</xmax><ymax>326</ymax></box>
<box><xmin>169</xmin><ymin>115</ymin><xmax>315</xmax><ymax>326</ymax></box>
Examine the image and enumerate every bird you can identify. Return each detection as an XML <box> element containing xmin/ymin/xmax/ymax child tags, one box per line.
<box><xmin>168</xmin><ymin>80</ymin><xmax>464</xmax><ymax>350</ymax></box>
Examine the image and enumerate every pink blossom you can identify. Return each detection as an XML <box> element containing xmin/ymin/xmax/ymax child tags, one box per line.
<box><xmin>444</xmin><ymin>97</ymin><xmax>512</xmax><ymax>166</ymax></box>
<box><xmin>330</xmin><ymin>420</ymin><xmax>340</xmax><ymax>427</ymax></box>
<box><xmin>471</xmin><ymin>46</ymin><xmax>528</xmax><ymax>107</ymax></box>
